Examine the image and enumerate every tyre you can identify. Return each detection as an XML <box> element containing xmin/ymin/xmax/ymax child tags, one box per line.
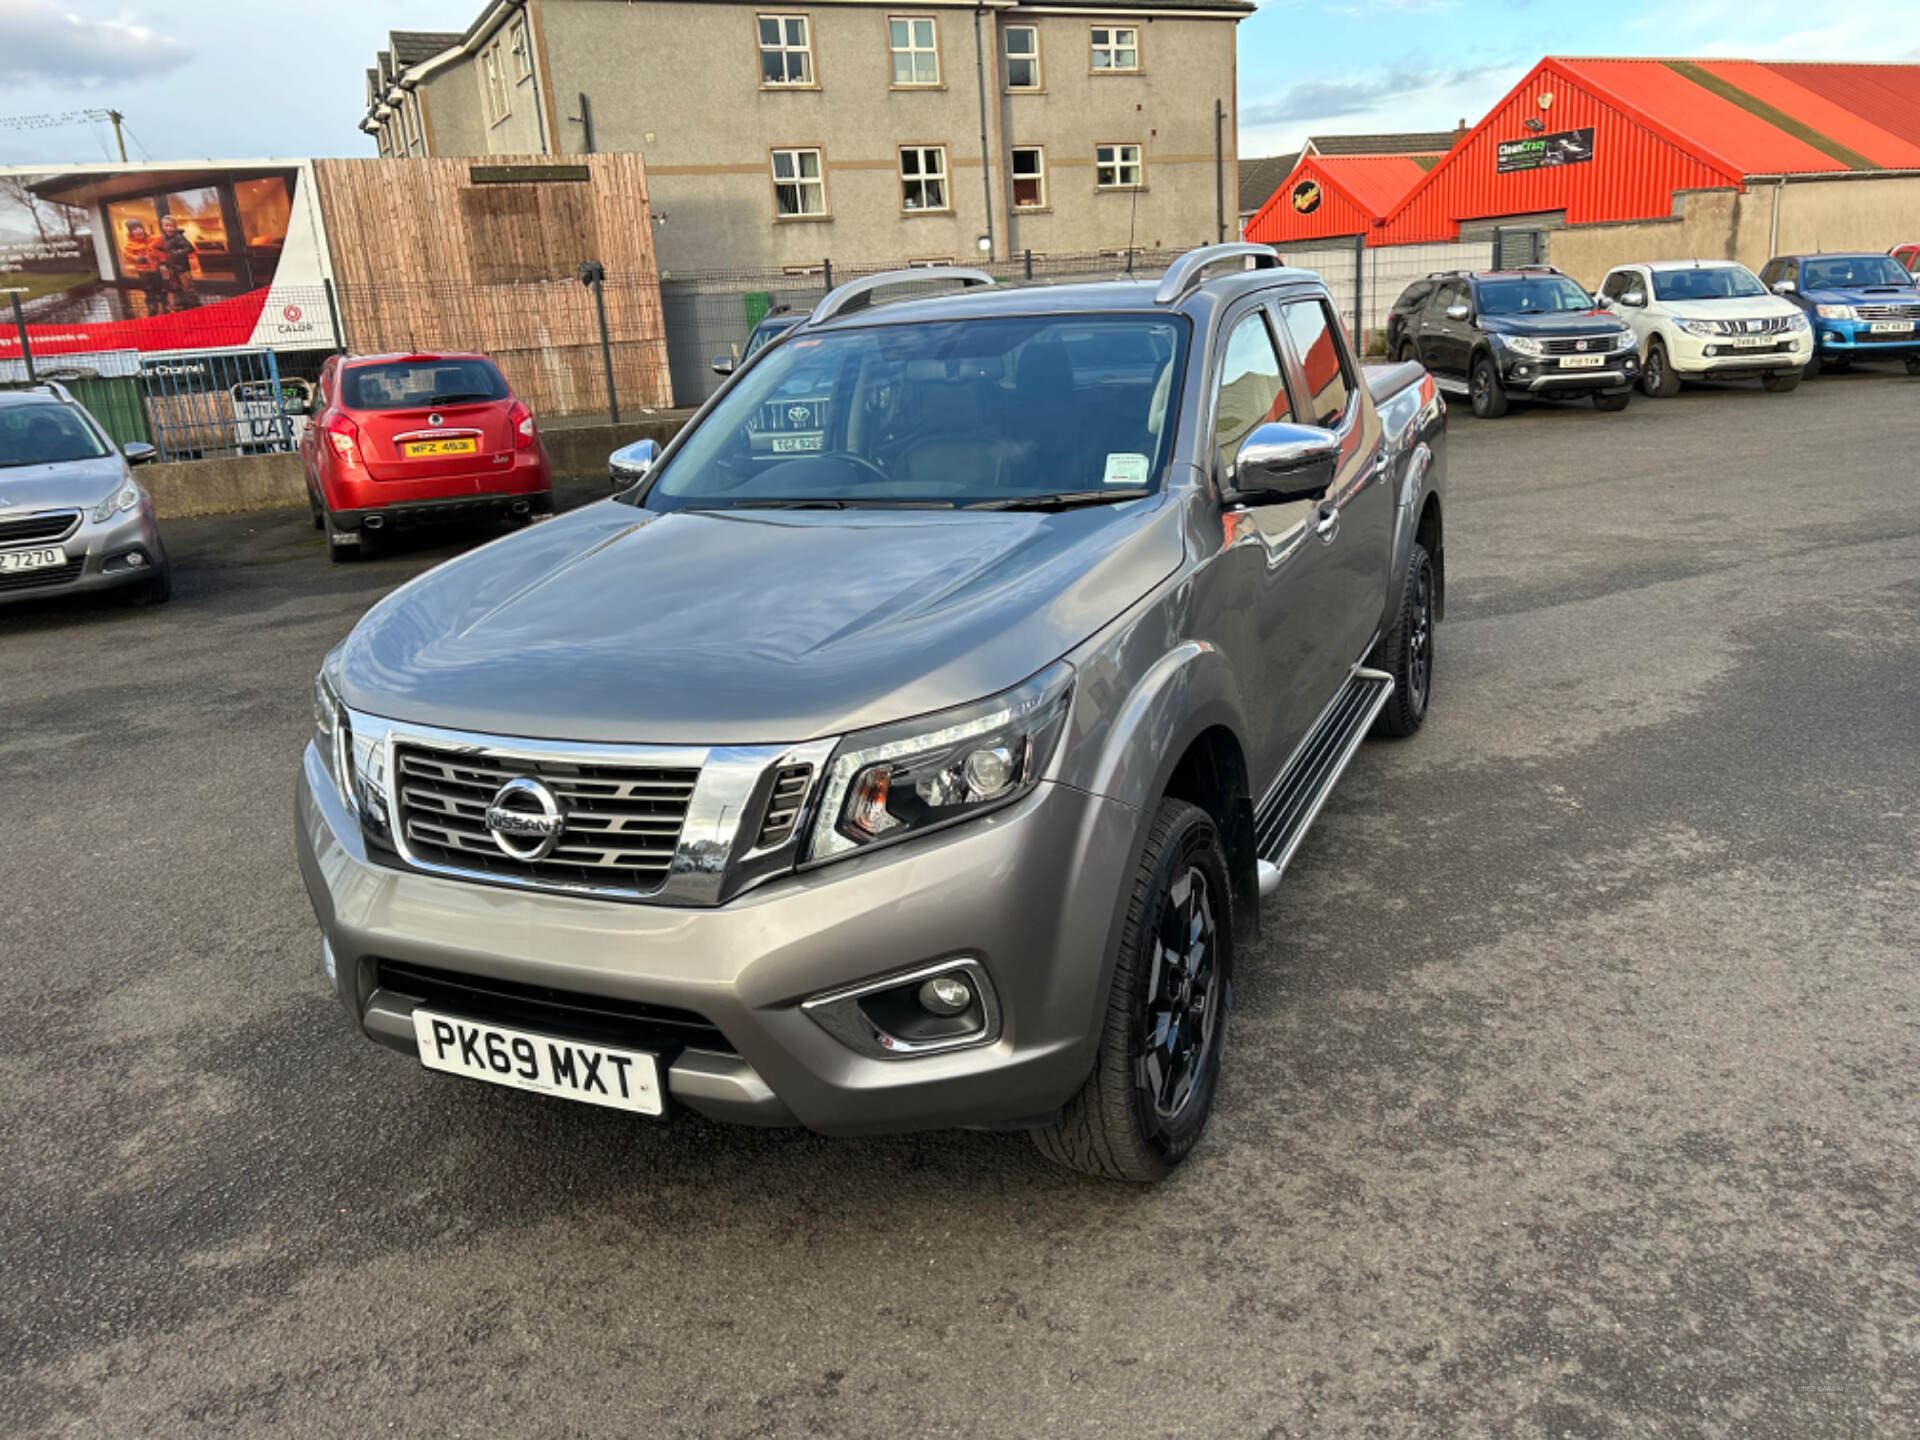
<box><xmin>324</xmin><ymin>510</ymin><xmax>362</xmax><ymax>564</ymax></box>
<box><xmin>1397</xmin><ymin>340</ymin><xmax>1418</xmax><ymax>364</ymax></box>
<box><xmin>1802</xmin><ymin>349</ymin><xmax>1823</xmax><ymax>379</ymax></box>
<box><xmin>1371</xmin><ymin>541</ymin><xmax>1434</xmax><ymax>739</ymax></box>
<box><xmin>1905</xmin><ymin>355</ymin><xmax>1920</xmax><ymax>376</ymax></box>
<box><xmin>1762</xmin><ymin>371</ymin><xmax>1800</xmax><ymax>393</ymax></box>
<box><xmin>127</xmin><ymin>563</ymin><xmax>172</xmax><ymax>606</ymax></box>
<box><xmin>1642</xmin><ymin>338</ymin><xmax>1681</xmax><ymax>397</ymax></box>
<box><xmin>1033</xmin><ymin>798</ymin><xmax>1234</xmax><ymax>1183</ymax></box>
<box><xmin>1469</xmin><ymin>354</ymin><xmax>1508</xmax><ymax>419</ymax></box>
<box><xmin>308</xmin><ymin>487</ymin><xmax>325</xmax><ymax>531</ymax></box>
<box><xmin>1593</xmin><ymin>390</ymin><xmax>1631</xmax><ymax>412</ymax></box>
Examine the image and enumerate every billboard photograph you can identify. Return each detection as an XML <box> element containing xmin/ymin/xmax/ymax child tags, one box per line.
<box><xmin>0</xmin><ymin>160</ymin><xmax>335</xmax><ymax>359</ymax></box>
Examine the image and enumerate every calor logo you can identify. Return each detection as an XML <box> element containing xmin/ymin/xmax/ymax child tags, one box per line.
<box><xmin>283</xmin><ymin>304</ymin><xmax>303</xmax><ymax>324</ymax></box>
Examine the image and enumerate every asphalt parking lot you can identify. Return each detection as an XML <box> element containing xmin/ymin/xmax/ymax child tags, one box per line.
<box><xmin>4</xmin><ymin>370</ymin><xmax>1918</xmax><ymax>1438</ymax></box>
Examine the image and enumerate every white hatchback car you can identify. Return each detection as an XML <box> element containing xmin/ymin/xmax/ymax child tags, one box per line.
<box><xmin>1597</xmin><ymin>261</ymin><xmax>1812</xmax><ymax>396</ymax></box>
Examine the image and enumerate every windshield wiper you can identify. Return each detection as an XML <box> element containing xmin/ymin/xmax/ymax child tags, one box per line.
<box><xmin>697</xmin><ymin>497</ymin><xmax>960</xmax><ymax>511</ymax></box>
<box><xmin>967</xmin><ymin>488</ymin><xmax>1149</xmax><ymax>512</ymax></box>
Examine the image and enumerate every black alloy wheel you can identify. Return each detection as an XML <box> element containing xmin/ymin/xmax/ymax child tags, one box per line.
<box><xmin>1372</xmin><ymin>540</ymin><xmax>1435</xmax><ymax>739</ymax></box>
<box><xmin>1470</xmin><ymin>356</ymin><xmax>1507</xmax><ymax>418</ymax></box>
<box><xmin>1139</xmin><ymin>862</ymin><xmax>1223</xmax><ymax>1125</ymax></box>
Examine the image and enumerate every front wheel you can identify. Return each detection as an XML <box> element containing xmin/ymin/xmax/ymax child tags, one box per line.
<box><xmin>1372</xmin><ymin>541</ymin><xmax>1434</xmax><ymax>738</ymax></box>
<box><xmin>1033</xmin><ymin>798</ymin><xmax>1233</xmax><ymax>1183</ymax></box>
<box><xmin>127</xmin><ymin>562</ymin><xmax>172</xmax><ymax>606</ymax></box>
<box><xmin>1762</xmin><ymin>371</ymin><xmax>1801</xmax><ymax>393</ymax></box>
<box><xmin>1593</xmin><ymin>391</ymin><xmax>1632</xmax><ymax>412</ymax></box>
<box><xmin>1470</xmin><ymin>355</ymin><xmax>1508</xmax><ymax>419</ymax></box>
<box><xmin>1642</xmin><ymin>338</ymin><xmax>1681</xmax><ymax>397</ymax></box>
<box><xmin>1802</xmin><ymin>350</ymin><xmax>1823</xmax><ymax>379</ymax></box>
<box><xmin>1905</xmin><ymin>355</ymin><xmax>1920</xmax><ymax>376</ymax></box>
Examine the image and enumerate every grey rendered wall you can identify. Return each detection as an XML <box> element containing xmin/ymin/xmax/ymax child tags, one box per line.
<box><xmin>423</xmin><ymin>67</ymin><xmax>490</xmax><ymax>158</ymax></box>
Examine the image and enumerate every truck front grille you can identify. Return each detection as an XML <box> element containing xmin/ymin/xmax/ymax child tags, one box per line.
<box><xmin>1855</xmin><ymin>302</ymin><xmax>1920</xmax><ymax>321</ymax></box>
<box><xmin>0</xmin><ymin>509</ymin><xmax>81</xmax><ymax>547</ymax></box>
<box><xmin>393</xmin><ymin>743</ymin><xmax>699</xmax><ymax>896</ymax></box>
<box><xmin>1540</xmin><ymin>335</ymin><xmax>1625</xmax><ymax>355</ymax></box>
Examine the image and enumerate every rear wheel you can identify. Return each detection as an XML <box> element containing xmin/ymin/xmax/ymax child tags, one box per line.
<box><xmin>1397</xmin><ymin>340</ymin><xmax>1418</xmax><ymax>365</ymax></box>
<box><xmin>1642</xmin><ymin>337</ymin><xmax>1681</xmax><ymax>397</ymax></box>
<box><xmin>1033</xmin><ymin>798</ymin><xmax>1233</xmax><ymax>1183</ymax></box>
<box><xmin>1372</xmin><ymin>542</ymin><xmax>1434</xmax><ymax>739</ymax></box>
<box><xmin>1469</xmin><ymin>355</ymin><xmax>1508</xmax><ymax>419</ymax></box>
<box><xmin>1593</xmin><ymin>390</ymin><xmax>1632</xmax><ymax>412</ymax></box>
<box><xmin>1762</xmin><ymin>371</ymin><xmax>1801</xmax><ymax>393</ymax></box>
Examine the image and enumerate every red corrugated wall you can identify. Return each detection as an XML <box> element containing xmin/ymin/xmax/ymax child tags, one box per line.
<box><xmin>1377</xmin><ymin>59</ymin><xmax>1742</xmax><ymax>244</ymax></box>
<box><xmin>1246</xmin><ymin>156</ymin><xmax>1376</xmax><ymax>244</ymax></box>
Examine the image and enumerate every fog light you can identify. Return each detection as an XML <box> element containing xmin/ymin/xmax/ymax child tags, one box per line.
<box><xmin>918</xmin><ymin>975</ymin><xmax>973</xmax><ymax>1016</ymax></box>
<box><xmin>127</xmin><ymin>552</ymin><xmax>147</xmax><ymax>567</ymax></box>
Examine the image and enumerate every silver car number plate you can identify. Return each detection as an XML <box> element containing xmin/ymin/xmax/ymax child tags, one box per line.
<box><xmin>1559</xmin><ymin>355</ymin><xmax>1605</xmax><ymax>368</ymax></box>
<box><xmin>412</xmin><ymin>1008</ymin><xmax>664</xmax><ymax>1115</ymax></box>
<box><xmin>770</xmin><ymin>434</ymin><xmax>823</xmax><ymax>453</ymax></box>
<box><xmin>1869</xmin><ymin>321</ymin><xmax>1914</xmax><ymax>333</ymax></box>
<box><xmin>0</xmin><ymin>546</ymin><xmax>67</xmax><ymax>573</ymax></box>
<box><xmin>1729</xmin><ymin>336</ymin><xmax>1771</xmax><ymax>348</ymax></box>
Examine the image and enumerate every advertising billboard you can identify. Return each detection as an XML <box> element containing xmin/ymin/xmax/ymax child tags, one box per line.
<box><xmin>0</xmin><ymin>159</ymin><xmax>336</xmax><ymax>359</ymax></box>
<box><xmin>1495</xmin><ymin>127</ymin><xmax>1597</xmax><ymax>174</ymax></box>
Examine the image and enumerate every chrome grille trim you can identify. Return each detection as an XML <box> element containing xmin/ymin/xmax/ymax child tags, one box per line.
<box><xmin>1854</xmin><ymin>302</ymin><xmax>1920</xmax><ymax>321</ymax></box>
<box><xmin>1540</xmin><ymin>335</ymin><xmax>1629</xmax><ymax>355</ymax></box>
<box><xmin>0</xmin><ymin>508</ymin><xmax>83</xmax><ymax>548</ymax></box>
<box><xmin>1700</xmin><ymin>316</ymin><xmax>1795</xmax><ymax>336</ymax></box>
<box><xmin>755</xmin><ymin>764</ymin><xmax>814</xmax><ymax>848</ymax></box>
<box><xmin>342</xmin><ymin>708</ymin><xmax>838</xmax><ymax>906</ymax></box>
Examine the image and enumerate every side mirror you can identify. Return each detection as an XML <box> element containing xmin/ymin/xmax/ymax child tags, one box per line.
<box><xmin>122</xmin><ymin>441</ymin><xmax>158</xmax><ymax>466</ymax></box>
<box><xmin>1621</xmin><ymin>290</ymin><xmax>1647</xmax><ymax>308</ymax></box>
<box><xmin>710</xmin><ymin>354</ymin><xmax>736</xmax><ymax>378</ymax></box>
<box><xmin>1772</xmin><ymin>280</ymin><xmax>1796</xmax><ymax>295</ymax></box>
<box><xmin>1444</xmin><ymin>303</ymin><xmax>1470</xmax><ymax>322</ymax></box>
<box><xmin>609</xmin><ymin>437</ymin><xmax>660</xmax><ymax>488</ymax></box>
<box><xmin>282</xmin><ymin>396</ymin><xmax>310</xmax><ymax>416</ymax></box>
<box><xmin>1230</xmin><ymin>423</ymin><xmax>1340</xmax><ymax>506</ymax></box>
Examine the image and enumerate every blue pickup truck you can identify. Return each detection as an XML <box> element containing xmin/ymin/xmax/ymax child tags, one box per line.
<box><xmin>1760</xmin><ymin>252</ymin><xmax>1920</xmax><ymax>377</ymax></box>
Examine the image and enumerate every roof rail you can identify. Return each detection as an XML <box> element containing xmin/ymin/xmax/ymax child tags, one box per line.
<box><xmin>807</xmin><ymin>267</ymin><xmax>995</xmax><ymax>326</ymax></box>
<box><xmin>1154</xmin><ymin>243</ymin><xmax>1284</xmax><ymax>305</ymax></box>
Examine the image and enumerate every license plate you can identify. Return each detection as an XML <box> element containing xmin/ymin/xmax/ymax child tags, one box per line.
<box><xmin>1729</xmin><ymin>336</ymin><xmax>1771</xmax><ymax>348</ymax></box>
<box><xmin>403</xmin><ymin>437</ymin><xmax>478</xmax><ymax>457</ymax></box>
<box><xmin>1869</xmin><ymin>321</ymin><xmax>1914</xmax><ymax>333</ymax></box>
<box><xmin>1559</xmin><ymin>354</ymin><xmax>1605</xmax><ymax>369</ymax></box>
<box><xmin>411</xmin><ymin>1009</ymin><xmax>664</xmax><ymax>1115</ymax></box>
<box><xmin>770</xmin><ymin>434</ymin><xmax>823</xmax><ymax>454</ymax></box>
<box><xmin>0</xmin><ymin>546</ymin><xmax>67</xmax><ymax>573</ymax></box>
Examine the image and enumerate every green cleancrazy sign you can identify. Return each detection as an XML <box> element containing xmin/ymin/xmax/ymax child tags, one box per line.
<box><xmin>1496</xmin><ymin>127</ymin><xmax>1595</xmax><ymax>174</ymax></box>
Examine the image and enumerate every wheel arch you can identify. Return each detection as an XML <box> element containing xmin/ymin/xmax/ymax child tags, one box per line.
<box><xmin>1415</xmin><ymin>491</ymin><xmax>1444</xmax><ymax>622</ymax></box>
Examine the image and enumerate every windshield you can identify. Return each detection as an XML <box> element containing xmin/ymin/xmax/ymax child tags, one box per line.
<box><xmin>1651</xmin><ymin>266</ymin><xmax>1767</xmax><ymax>301</ymax></box>
<box><xmin>0</xmin><ymin>402</ymin><xmax>112</xmax><ymax>467</ymax></box>
<box><xmin>1475</xmin><ymin>276</ymin><xmax>1595</xmax><ymax>315</ymax></box>
<box><xmin>341</xmin><ymin>358</ymin><xmax>508</xmax><ymax>410</ymax></box>
<box><xmin>1801</xmin><ymin>256</ymin><xmax>1912</xmax><ymax>290</ymax></box>
<box><xmin>637</xmin><ymin>314</ymin><xmax>1189</xmax><ymax>510</ymax></box>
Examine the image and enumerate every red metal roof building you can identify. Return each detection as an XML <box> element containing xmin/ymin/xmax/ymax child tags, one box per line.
<box><xmin>1253</xmin><ymin>57</ymin><xmax>1920</xmax><ymax>246</ymax></box>
<box><xmin>1244</xmin><ymin>154</ymin><xmax>1432</xmax><ymax>243</ymax></box>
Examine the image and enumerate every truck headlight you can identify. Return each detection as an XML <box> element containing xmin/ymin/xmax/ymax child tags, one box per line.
<box><xmin>312</xmin><ymin>672</ymin><xmax>356</xmax><ymax>812</ymax></box>
<box><xmin>91</xmin><ymin>481</ymin><xmax>140</xmax><ymax>524</ymax></box>
<box><xmin>806</xmin><ymin>662</ymin><xmax>1074</xmax><ymax>863</ymax></box>
<box><xmin>1677</xmin><ymin>320</ymin><xmax>1720</xmax><ymax>338</ymax></box>
<box><xmin>1816</xmin><ymin>304</ymin><xmax>1856</xmax><ymax>321</ymax></box>
<box><xmin>1499</xmin><ymin>335</ymin><xmax>1543</xmax><ymax>357</ymax></box>
<box><xmin>1786</xmin><ymin>312</ymin><xmax>1811</xmax><ymax>331</ymax></box>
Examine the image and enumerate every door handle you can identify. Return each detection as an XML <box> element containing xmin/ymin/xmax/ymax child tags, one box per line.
<box><xmin>1314</xmin><ymin>503</ymin><xmax>1340</xmax><ymax>544</ymax></box>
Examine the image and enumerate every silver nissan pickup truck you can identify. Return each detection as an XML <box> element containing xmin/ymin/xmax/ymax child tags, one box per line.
<box><xmin>297</xmin><ymin>245</ymin><xmax>1448</xmax><ymax>1181</ymax></box>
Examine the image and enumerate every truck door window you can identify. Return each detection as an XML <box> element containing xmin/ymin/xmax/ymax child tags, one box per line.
<box><xmin>1277</xmin><ymin>300</ymin><xmax>1353</xmax><ymax>430</ymax></box>
<box><xmin>1212</xmin><ymin>311</ymin><xmax>1292</xmax><ymax>480</ymax></box>
<box><xmin>1600</xmin><ymin>271</ymin><xmax>1630</xmax><ymax>301</ymax></box>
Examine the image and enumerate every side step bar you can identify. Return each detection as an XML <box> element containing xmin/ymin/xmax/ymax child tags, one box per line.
<box><xmin>1254</xmin><ymin>666</ymin><xmax>1395</xmax><ymax>897</ymax></box>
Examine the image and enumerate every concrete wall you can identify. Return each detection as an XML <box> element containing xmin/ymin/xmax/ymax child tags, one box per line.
<box><xmin>144</xmin><ymin>416</ymin><xmax>689</xmax><ymax>519</ymax></box>
<box><xmin>421</xmin><ymin>66</ymin><xmax>488</xmax><ymax>158</ymax></box>
<box><xmin>403</xmin><ymin>0</ymin><xmax>1239</xmax><ymax>272</ymax></box>
<box><xmin>1547</xmin><ymin>176</ymin><xmax>1920</xmax><ymax>290</ymax></box>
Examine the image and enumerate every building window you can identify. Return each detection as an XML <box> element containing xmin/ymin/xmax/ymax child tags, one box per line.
<box><xmin>889</xmin><ymin>17</ymin><xmax>940</xmax><ymax>86</ymax></box>
<box><xmin>1090</xmin><ymin>25</ymin><xmax>1139</xmax><ymax>72</ymax></box>
<box><xmin>899</xmin><ymin>145</ymin><xmax>949</xmax><ymax>211</ymax></box>
<box><xmin>1011</xmin><ymin>146</ymin><xmax>1046</xmax><ymax>209</ymax></box>
<box><xmin>772</xmin><ymin>147</ymin><xmax>827</xmax><ymax>216</ymax></box>
<box><xmin>1004</xmin><ymin>25</ymin><xmax>1041</xmax><ymax>90</ymax></box>
<box><xmin>482</xmin><ymin>43</ymin><xmax>511</xmax><ymax>123</ymax></box>
<box><xmin>1095</xmin><ymin>143</ymin><xmax>1143</xmax><ymax>189</ymax></box>
<box><xmin>509</xmin><ymin>19</ymin><xmax>533</xmax><ymax>81</ymax></box>
<box><xmin>759</xmin><ymin>14</ymin><xmax>815</xmax><ymax>86</ymax></box>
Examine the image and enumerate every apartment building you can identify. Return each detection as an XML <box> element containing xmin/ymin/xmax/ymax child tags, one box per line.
<box><xmin>358</xmin><ymin>0</ymin><xmax>1250</xmax><ymax>274</ymax></box>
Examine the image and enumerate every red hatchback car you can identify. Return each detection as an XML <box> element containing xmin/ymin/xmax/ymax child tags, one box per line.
<box><xmin>299</xmin><ymin>351</ymin><xmax>552</xmax><ymax>561</ymax></box>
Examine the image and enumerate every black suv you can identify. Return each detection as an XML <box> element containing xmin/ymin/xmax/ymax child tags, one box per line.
<box><xmin>1387</xmin><ymin>267</ymin><xmax>1640</xmax><ymax>418</ymax></box>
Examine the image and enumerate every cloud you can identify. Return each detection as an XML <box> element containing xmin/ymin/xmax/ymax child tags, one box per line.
<box><xmin>1241</xmin><ymin>64</ymin><xmax>1505</xmax><ymax>129</ymax></box>
<box><xmin>0</xmin><ymin>1</ymin><xmax>191</xmax><ymax>86</ymax></box>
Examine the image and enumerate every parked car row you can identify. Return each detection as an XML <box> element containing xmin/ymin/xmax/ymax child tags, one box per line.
<box><xmin>1387</xmin><ymin>253</ymin><xmax>1920</xmax><ymax>418</ymax></box>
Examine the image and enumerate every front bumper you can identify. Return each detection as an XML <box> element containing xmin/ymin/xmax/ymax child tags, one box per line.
<box><xmin>1814</xmin><ymin>320</ymin><xmax>1920</xmax><ymax>358</ymax></box>
<box><xmin>296</xmin><ymin>743</ymin><xmax>1140</xmax><ymax>1135</ymax></box>
<box><xmin>1495</xmin><ymin>348</ymin><xmax>1639</xmax><ymax>393</ymax></box>
<box><xmin>1665</xmin><ymin>328</ymin><xmax>1811</xmax><ymax>377</ymax></box>
<box><xmin>0</xmin><ymin>500</ymin><xmax>166</xmax><ymax>606</ymax></box>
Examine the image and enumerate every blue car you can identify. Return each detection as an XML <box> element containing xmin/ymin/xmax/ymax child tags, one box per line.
<box><xmin>1760</xmin><ymin>252</ymin><xmax>1920</xmax><ymax>377</ymax></box>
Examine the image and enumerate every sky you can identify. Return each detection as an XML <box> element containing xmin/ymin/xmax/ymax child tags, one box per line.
<box><xmin>2</xmin><ymin>0</ymin><xmax>1919</xmax><ymax>169</ymax></box>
